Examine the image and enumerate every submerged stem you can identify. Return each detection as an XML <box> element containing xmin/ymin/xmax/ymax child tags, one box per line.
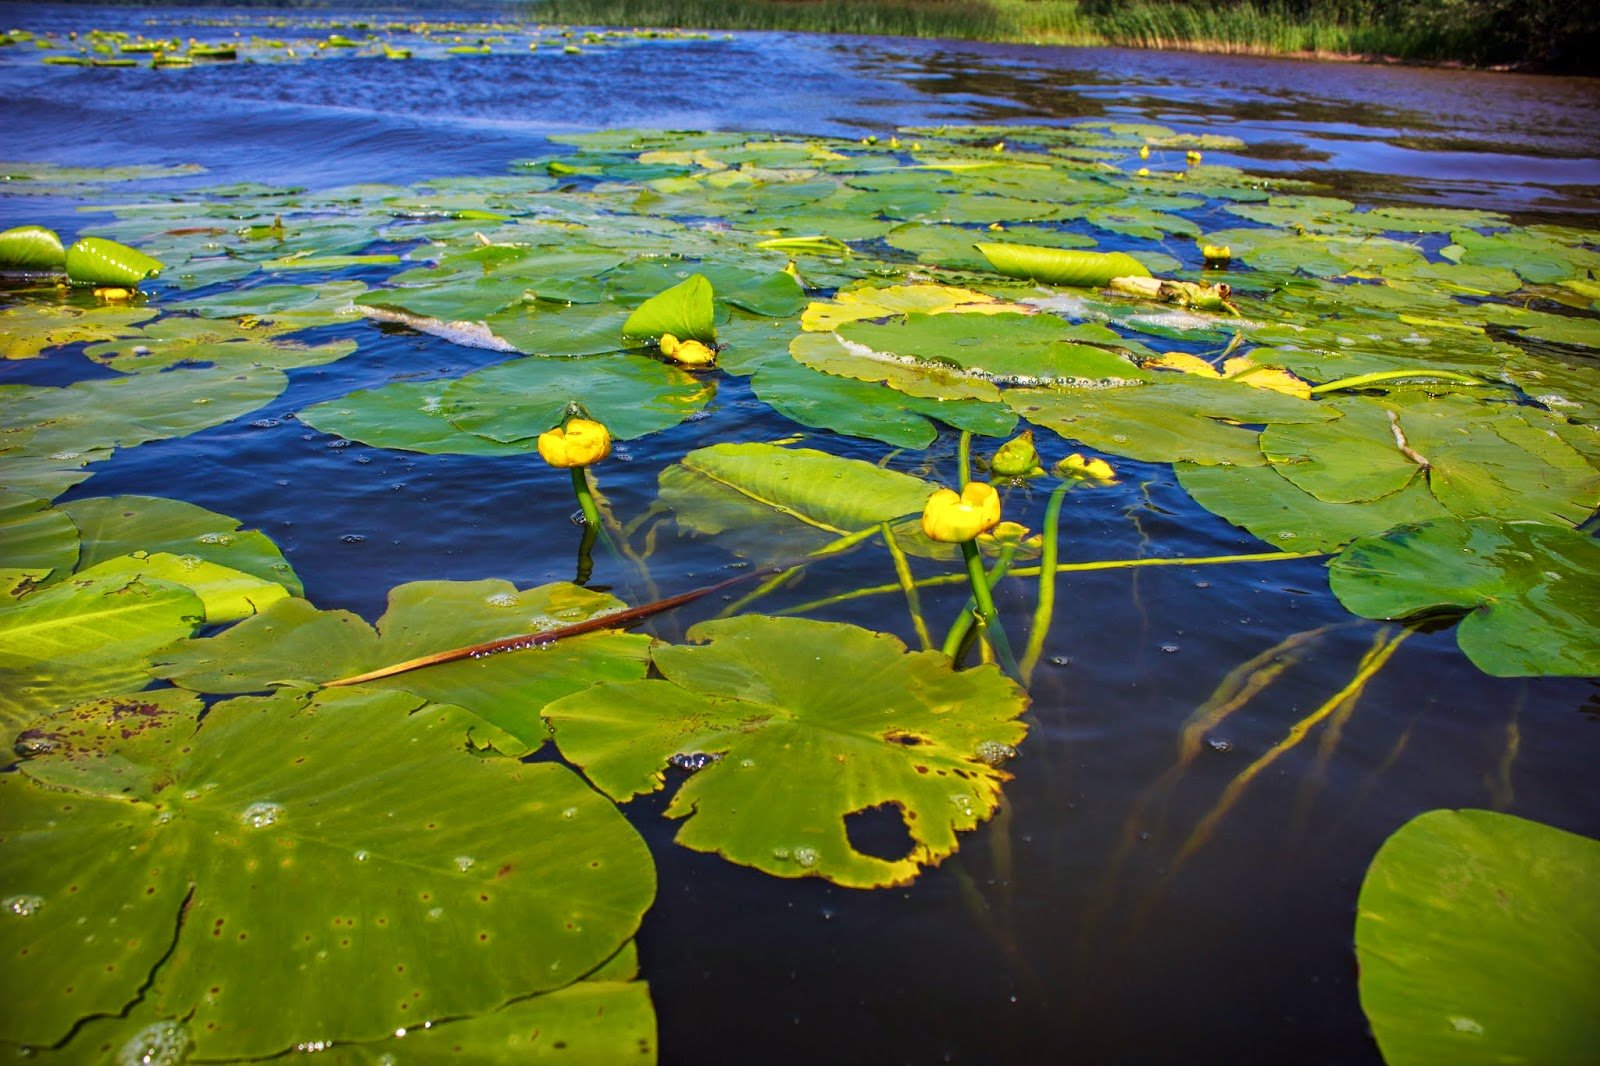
<box><xmin>715</xmin><ymin>524</ymin><xmax>879</xmax><ymax>618</ymax></box>
<box><xmin>570</xmin><ymin>466</ymin><xmax>602</xmax><ymax>529</ymax></box>
<box><xmin>882</xmin><ymin>521</ymin><xmax>934</xmax><ymax>651</ymax></box>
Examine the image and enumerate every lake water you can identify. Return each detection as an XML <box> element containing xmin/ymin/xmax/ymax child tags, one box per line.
<box><xmin>2</xmin><ymin>4</ymin><xmax>1598</xmax><ymax>1063</ymax></box>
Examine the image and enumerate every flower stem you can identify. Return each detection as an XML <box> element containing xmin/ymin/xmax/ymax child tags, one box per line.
<box><xmin>1309</xmin><ymin>369</ymin><xmax>1484</xmax><ymax>395</ymax></box>
<box><xmin>571</xmin><ymin>467</ymin><xmax>602</xmax><ymax>528</ymax></box>
<box><xmin>957</xmin><ymin>430</ymin><xmax>973</xmax><ymax>488</ymax></box>
<box><xmin>948</xmin><ymin>539</ymin><xmax>1020</xmax><ymax>680</ymax></box>
<box><xmin>1020</xmin><ymin>480</ymin><xmax>1074</xmax><ymax>684</ymax></box>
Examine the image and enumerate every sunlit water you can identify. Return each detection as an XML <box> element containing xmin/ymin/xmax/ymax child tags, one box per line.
<box><xmin>2</xmin><ymin>4</ymin><xmax>1598</xmax><ymax>1063</ymax></box>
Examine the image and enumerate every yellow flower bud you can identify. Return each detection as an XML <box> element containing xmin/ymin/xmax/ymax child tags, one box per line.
<box><xmin>1055</xmin><ymin>453</ymin><xmax>1117</xmax><ymax>484</ymax></box>
<box><xmin>1186</xmin><ymin>149</ymin><xmax>1202</xmax><ymax>165</ymax></box>
<box><xmin>1202</xmin><ymin>244</ymin><xmax>1232</xmax><ymax>262</ymax></box>
<box><xmin>672</xmin><ymin>339</ymin><xmax>716</xmax><ymax>367</ymax></box>
<box><xmin>93</xmin><ymin>287</ymin><xmax>133</xmax><ymax>301</ymax></box>
<box><xmin>990</xmin><ymin>430</ymin><xmax>1042</xmax><ymax>478</ymax></box>
<box><xmin>537</xmin><ymin>418</ymin><xmax>612</xmax><ymax>468</ymax></box>
<box><xmin>921</xmin><ymin>482</ymin><xmax>1001</xmax><ymax>543</ymax></box>
<box><xmin>1136</xmin><ymin>167</ymin><xmax>1150</xmax><ymax>178</ymax></box>
<box><xmin>1138</xmin><ymin>144</ymin><xmax>1150</xmax><ymax>160</ymax></box>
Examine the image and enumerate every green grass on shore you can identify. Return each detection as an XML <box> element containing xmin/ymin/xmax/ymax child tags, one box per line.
<box><xmin>528</xmin><ymin>0</ymin><xmax>1597</xmax><ymax>72</ymax></box>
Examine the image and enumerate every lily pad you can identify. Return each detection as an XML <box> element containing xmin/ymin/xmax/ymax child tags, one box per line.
<box><xmin>0</xmin><ymin>303</ymin><xmax>157</xmax><ymax>361</ymax></box>
<box><xmin>621</xmin><ymin>273</ymin><xmax>716</xmax><ymax>345</ymax></box>
<box><xmin>544</xmin><ymin>615</ymin><xmax>1028</xmax><ymax>888</ymax></box>
<box><xmin>0</xmin><ymin>224</ymin><xmax>66</xmax><ymax>271</ymax></box>
<box><xmin>0</xmin><ymin>686</ymin><xmax>655</xmax><ymax>1058</ymax></box>
<box><xmin>0</xmin><ymin>490</ymin><xmax>78</xmax><ymax>581</ymax></box>
<box><xmin>659</xmin><ymin>442</ymin><xmax>938</xmax><ymax>558</ymax></box>
<box><xmin>442</xmin><ymin>355</ymin><xmax>714</xmax><ymax>443</ymax></box>
<box><xmin>299</xmin><ymin>381</ymin><xmax>539</xmax><ymax>457</ymax></box>
<box><xmin>0</xmin><ymin>576</ymin><xmax>203</xmax><ymax>743</ymax></box>
<box><xmin>836</xmin><ymin>312</ymin><xmax>1150</xmax><ymax>385</ymax></box>
<box><xmin>1328</xmin><ymin>517</ymin><xmax>1600</xmax><ymax>677</ymax></box>
<box><xmin>154</xmin><ymin>579</ymin><xmax>653</xmax><ymax>751</ymax></box>
<box><xmin>72</xmin><ymin>552</ymin><xmax>291</xmax><ymax>625</ymax></box>
<box><xmin>1262</xmin><ymin>396</ymin><xmax>1600</xmax><ymax>528</ymax></box>
<box><xmin>62</xmin><ymin>495</ymin><xmax>303</xmax><ymax>596</ymax></box>
<box><xmin>1356</xmin><ymin>809</ymin><xmax>1600</xmax><ymax>1065</ymax></box>
<box><xmin>977</xmin><ymin>243</ymin><xmax>1151</xmax><ymax>287</ymax></box>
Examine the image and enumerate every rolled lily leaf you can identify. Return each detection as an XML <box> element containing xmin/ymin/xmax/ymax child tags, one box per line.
<box><xmin>0</xmin><ymin>225</ymin><xmax>66</xmax><ymax>271</ymax></box>
<box><xmin>64</xmin><ymin>237</ymin><xmax>165</xmax><ymax>288</ymax></box>
<box><xmin>621</xmin><ymin>273</ymin><xmax>716</xmax><ymax>345</ymax></box>
<box><xmin>977</xmin><ymin>242</ymin><xmax>1151</xmax><ymax>287</ymax></box>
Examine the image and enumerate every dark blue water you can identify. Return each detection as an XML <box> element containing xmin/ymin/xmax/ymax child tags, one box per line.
<box><xmin>3</xmin><ymin>5</ymin><xmax>1598</xmax><ymax>1064</ymax></box>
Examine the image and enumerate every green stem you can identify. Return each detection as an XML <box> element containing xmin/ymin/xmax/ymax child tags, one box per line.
<box><xmin>778</xmin><ymin>550</ymin><xmax>1325</xmax><ymax>617</ymax></box>
<box><xmin>934</xmin><ymin>534</ymin><xmax>1024</xmax><ymax>675</ymax></box>
<box><xmin>882</xmin><ymin>521</ymin><xmax>934</xmax><ymax>651</ymax></box>
<box><xmin>1309</xmin><ymin>369</ymin><xmax>1484</xmax><ymax>395</ymax></box>
<box><xmin>570</xmin><ymin>466</ymin><xmax>602</xmax><ymax>529</ymax></box>
<box><xmin>940</xmin><ymin>541</ymin><xmax>1019</xmax><ymax>659</ymax></box>
<box><xmin>574</xmin><ymin>522</ymin><xmax>597</xmax><ymax>585</ymax></box>
<box><xmin>715</xmin><ymin>525</ymin><xmax>880</xmax><ymax>618</ymax></box>
<box><xmin>957</xmin><ymin>430</ymin><xmax>973</xmax><ymax>488</ymax></box>
<box><xmin>1020</xmin><ymin>481</ymin><xmax>1074</xmax><ymax>684</ymax></box>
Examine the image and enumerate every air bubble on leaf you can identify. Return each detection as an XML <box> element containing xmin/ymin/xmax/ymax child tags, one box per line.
<box><xmin>1275</xmin><ymin>530</ymin><xmax>1297</xmax><ymax>540</ymax></box>
<box><xmin>240</xmin><ymin>801</ymin><xmax>283</xmax><ymax>828</ymax></box>
<box><xmin>354</xmin><ymin>850</ymin><xmax>369</xmax><ymax>862</ymax></box>
<box><xmin>975</xmin><ymin>740</ymin><xmax>1018</xmax><ymax>767</ymax></box>
<box><xmin>484</xmin><ymin>592</ymin><xmax>518</xmax><ymax>608</ymax></box>
<box><xmin>195</xmin><ymin>532</ymin><xmax>234</xmax><ymax>546</ymax></box>
<box><xmin>949</xmin><ymin>793</ymin><xmax>977</xmax><ymax>817</ymax></box>
<box><xmin>4</xmin><ymin>894</ymin><xmax>44</xmax><ymax>917</ymax></box>
<box><xmin>561</xmin><ymin>807</ymin><xmax>578</xmax><ymax>819</ymax></box>
<box><xmin>116</xmin><ymin>1020</ymin><xmax>191</xmax><ymax>1066</ymax></box>
<box><xmin>667</xmin><ymin>751</ymin><xmax>720</xmax><ymax>772</ymax></box>
<box><xmin>426</xmin><ymin>907</ymin><xmax>444</xmax><ymax>921</ymax></box>
<box><xmin>771</xmin><ymin>846</ymin><xmax>792</xmax><ymax>861</ymax></box>
<box><xmin>453</xmin><ymin>856</ymin><xmax>475</xmax><ymax>872</ymax></box>
<box><xmin>177</xmin><ymin>554</ymin><xmax>202</xmax><ymax>572</ymax></box>
<box><xmin>792</xmin><ymin>846</ymin><xmax>819</xmax><ymax>869</ymax></box>
<box><xmin>1449</xmin><ymin>1017</ymin><xmax>1485</xmax><ymax>1035</ymax></box>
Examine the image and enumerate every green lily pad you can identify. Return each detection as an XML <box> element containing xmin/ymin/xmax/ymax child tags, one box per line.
<box><xmin>0</xmin><ymin>576</ymin><xmax>203</xmax><ymax>743</ymax></box>
<box><xmin>751</xmin><ymin>359</ymin><xmax>1016</xmax><ymax>449</ymax></box>
<box><xmin>0</xmin><ymin>303</ymin><xmax>157</xmax><ymax>361</ymax></box>
<box><xmin>544</xmin><ymin>615</ymin><xmax>1028</xmax><ymax>888</ymax></box>
<box><xmin>1328</xmin><ymin>517</ymin><xmax>1600</xmax><ymax>677</ymax></box>
<box><xmin>1262</xmin><ymin>396</ymin><xmax>1599</xmax><ymax>528</ymax></box>
<box><xmin>836</xmin><ymin>312</ymin><xmax>1150</xmax><ymax>385</ymax></box>
<box><xmin>62</xmin><ymin>495</ymin><xmax>301</xmax><ymax>596</ymax></box>
<box><xmin>621</xmin><ymin>273</ymin><xmax>716</xmax><ymax>345</ymax></box>
<box><xmin>82</xmin><ymin>316</ymin><xmax>357</xmax><ymax>374</ymax></box>
<box><xmin>441</xmin><ymin>354</ymin><xmax>714</xmax><ymax>443</ymax></box>
<box><xmin>63</xmin><ymin>237</ymin><xmax>164</xmax><ymax>287</ymax></box>
<box><xmin>659</xmin><ymin>442</ymin><xmax>938</xmax><ymax>559</ymax></box>
<box><xmin>72</xmin><ymin>552</ymin><xmax>291</xmax><ymax>625</ymax></box>
<box><xmin>0</xmin><ymin>225</ymin><xmax>66</xmax><ymax>271</ymax></box>
<box><xmin>1009</xmin><ymin>378</ymin><xmax>1331</xmax><ymax>467</ymax></box>
<box><xmin>0</xmin><ymin>490</ymin><xmax>78</xmax><ymax>582</ymax></box>
<box><xmin>789</xmin><ymin>332</ymin><xmax>1002</xmax><ymax>405</ymax></box>
<box><xmin>1175</xmin><ymin>461</ymin><xmax>1450</xmax><ymax>553</ymax></box>
<box><xmin>487</xmin><ymin>299</ymin><xmax>635</xmax><ymax>357</ymax></box>
<box><xmin>0</xmin><ymin>686</ymin><xmax>655</xmax><ymax>1058</ymax></box>
<box><xmin>299</xmin><ymin>381</ymin><xmax>539</xmax><ymax>457</ymax></box>
<box><xmin>155</xmin><ymin>579</ymin><xmax>653</xmax><ymax>751</ymax></box>
<box><xmin>1356</xmin><ymin>809</ymin><xmax>1600</xmax><ymax>1065</ymax></box>
<box><xmin>977</xmin><ymin>243</ymin><xmax>1151</xmax><ymax>287</ymax></box>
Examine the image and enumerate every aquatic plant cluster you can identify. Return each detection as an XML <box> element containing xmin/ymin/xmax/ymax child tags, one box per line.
<box><xmin>1</xmin><ymin>115</ymin><xmax>1598</xmax><ymax>1061</ymax></box>
<box><xmin>2</xmin><ymin>17</ymin><xmax>721</xmax><ymax>67</ymax></box>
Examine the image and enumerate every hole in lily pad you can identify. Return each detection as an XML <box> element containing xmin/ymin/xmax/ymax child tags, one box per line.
<box><xmin>844</xmin><ymin>803</ymin><xmax>916</xmax><ymax>863</ymax></box>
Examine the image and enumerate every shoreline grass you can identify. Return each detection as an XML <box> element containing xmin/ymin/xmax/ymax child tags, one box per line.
<box><xmin>525</xmin><ymin>0</ymin><xmax>1596</xmax><ymax>73</ymax></box>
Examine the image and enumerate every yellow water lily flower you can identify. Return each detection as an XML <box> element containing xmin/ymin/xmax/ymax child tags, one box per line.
<box><xmin>1186</xmin><ymin>150</ymin><xmax>1203</xmax><ymax>165</ymax></box>
<box><xmin>537</xmin><ymin>418</ymin><xmax>612</xmax><ymax>468</ymax></box>
<box><xmin>659</xmin><ymin>332</ymin><xmax>717</xmax><ymax>368</ymax></box>
<box><xmin>1136</xmin><ymin>167</ymin><xmax>1150</xmax><ymax>178</ymax></box>
<box><xmin>1202</xmin><ymin>244</ymin><xmax>1231</xmax><ymax>262</ymax></box>
<box><xmin>1055</xmin><ymin>453</ymin><xmax>1117</xmax><ymax>484</ymax></box>
<box><xmin>1138</xmin><ymin>144</ymin><xmax>1150</xmax><ymax>160</ymax></box>
<box><xmin>921</xmin><ymin>482</ymin><xmax>1001</xmax><ymax>543</ymax></box>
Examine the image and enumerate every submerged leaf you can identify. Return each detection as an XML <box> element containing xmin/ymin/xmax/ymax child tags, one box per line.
<box><xmin>544</xmin><ymin>615</ymin><xmax>1028</xmax><ymax>888</ymax></box>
